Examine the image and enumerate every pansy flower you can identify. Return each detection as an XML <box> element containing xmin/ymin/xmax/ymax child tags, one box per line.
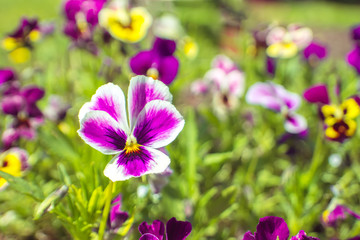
<box><xmin>303</xmin><ymin>41</ymin><xmax>327</xmax><ymax>66</ymax></box>
<box><xmin>243</xmin><ymin>216</ymin><xmax>319</xmax><ymax>240</ymax></box>
<box><xmin>130</xmin><ymin>38</ymin><xmax>179</xmax><ymax>85</ymax></box>
<box><xmin>322</xmin><ymin>204</ymin><xmax>360</xmax><ymax>227</ymax></box>
<box><xmin>246</xmin><ymin>82</ymin><xmax>307</xmax><ymax>134</ymax></box>
<box><xmin>1</xmin><ymin>18</ymin><xmax>42</xmax><ymax>63</ymax></box>
<box><xmin>139</xmin><ymin>217</ymin><xmax>192</xmax><ymax>240</ymax></box>
<box><xmin>63</xmin><ymin>0</ymin><xmax>106</xmax><ymax>54</ymax></box>
<box><xmin>99</xmin><ymin>3</ymin><xmax>152</xmax><ymax>43</ymax></box>
<box><xmin>77</xmin><ymin>75</ymin><xmax>184</xmax><ymax>181</ymax></box>
<box><xmin>1</xmin><ymin>86</ymin><xmax>44</xmax><ymax>148</ymax></box>
<box><xmin>266</xmin><ymin>24</ymin><xmax>313</xmax><ymax>58</ymax></box>
<box><xmin>304</xmin><ymin>84</ymin><xmax>360</xmax><ymax>142</ymax></box>
<box><xmin>0</xmin><ymin>148</ymin><xmax>29</xmax><ymax>190</ymax></box>
<box><xmin>191</xmin><ymin>55</ymin><xmax>245</xmax><ymax>119</ymax></box>
<box><xmin>0</xmin><ymin>68</ymin><xmax>17</xmax><ymax>86</ymax></box>
<box><xmin>107</xmin><ymin>194</ymin><xmax>129</xmax><ymax>233</ymax></box>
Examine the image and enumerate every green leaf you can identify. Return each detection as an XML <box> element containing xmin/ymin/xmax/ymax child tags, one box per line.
<box><xmin>34</xmin><ymin>185</ymin><xmax>69</xmax><ymax>220</ymax></box>
<box><xmin>0</xmin><ymin>170</ymin><xmax>44</xmax><ymax>201</ymax></box>
<box><xmin>203</xmin><ymin>151</ymin><xmax>233</xmax><ymax>166</ymax></box>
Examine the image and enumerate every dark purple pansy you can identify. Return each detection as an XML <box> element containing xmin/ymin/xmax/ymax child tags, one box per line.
<box><xmin>139</xmin><ymin>217</ymin><xmax>192</xmax><ymax>240</ymax></box>
<box><xmin>303</xmin><ymin>41</ymin><xmax>327</xmax><ymax>61</ymax></box>
<box><xmin>1</xmin><ymin>86</ymin><xmax>44</xmax><ymax>118</ymax></box>
<box><xmin>322</xmin><ymin>205</ymin><xmax>360</xmax><ymax>227</ymax></box>
<box><xmin>107</xmin><ymin>195</ymin><xmax>129</xmax><ymax>233</ymax></box>
<box><xmin>347</xmin><ymin>46</ymin><xmax>360</xmax><ymax>74</ymax></box>
<box><xmin>130</xmin><ymin>37</ymin><xmax>179</xmax><ymax>85</ymax></box>
<box><xmin>351</xmin><ymin>25</ymin><xmax>360</xmax><ymax>42</ymax></box>
<box><xmin>243</xmin><ymin>217</ymin><xmax>319</xmax><ymax>240</ymax></box>
<box><xmin>7</xmin><ymin>18</ymin><xmax>39</xmax><ymax>39</ymax></box>
<box><xmin>0</xmin><ymin>68</ymin><xmax>17</xmax><ymax>86</ymax></box>
<box><xmin>242</xmin><ymin>216</ymin><xmax>289</xmax><ymax>240</ymax></box>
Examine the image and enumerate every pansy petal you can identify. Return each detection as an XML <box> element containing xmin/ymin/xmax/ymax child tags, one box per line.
<box><xmin>275</xmin><ymin>85</ymin><xmax>301</xmax><ymax>111</ymax></box>
<box><xmin>204</xmin><ymin>68</ymin><xmax>226</xmax><ymax>92</ymax></box>
<box><xmin>166</xmin><ymin>217</ymin><xmax>192</xmax><ymax>240</ymax></box>
<box><xmin>303</xmin><ymin>84</ymin><xmax>329</xmax><ymax>105</ymax></box>
<box><xmin>255</xmin><ymin>216</ymin><xmax>289</xmax><ymax>240</ymax></box>
<box><xmin>103</xmin><ymin>146</ymin><xmax>170</xmax><ymax>181</ymax></box>
<box><xmin>128</xmin><ymin>75</ymin><xmax>172</xmax><ymax>128</ymax></box>
<box><xmin>290</xmin><ymin>230</ymin><xmax>320</xmax><ymax>240</ymax></box>
<box><xmin>211</xmin><ymin>55</ymin><xmax>237</xmax><ymax>73</ymax></box>
<box><xmin>129</xmin><ymin>51</ymin><xmax>154</xmax><ymax>75</ymax></box>
<box><xmin>245</xmin><ymin>82</ymin><xmax>282</xmax><ymax>112</ymax></box>
<box><xmin>140</xmin><ymin>234</ymin><xmax>160</xmax><ymax>240</ymax></box>
<box><xmin>133</xmin><ymin>100</ymin><xmax>184</xmax><ymax>148</ymax></box>
<box><xmin>78</xmin><ymin>83</ymin><xmax>129</xmax><ymax>131</ymax></box>
<box><xmin>284</xmin><ymin>113</ymin><xmax>308</xmax><ymax>134</ymax></box>
<box><xmin>22</xmin><ymin>86</ymin><xmax>45</xmax><ymax>103</ymax></box>
<box><xmin>78</xmin><ymin>111</ymin><xmax>127</xmax><ymax>154</ymax></box>
<box><xmin>139</xmin><ymin>220</ymin><xmax>165</xmax><ymax>240</ymax></box>
<box><xmin>158</xmin><ymin>56</ymin><xmax>179</xmax><ymax>85</ymax></box>
<box><xmin>266</xmin><ymin>26</ymin><xmax>287</xmax><ymax>45</ymax></box>
<box><xmin>227</xmin><ymin>70</ymin><xmax>245</xmax><ymax>97</ymax></box>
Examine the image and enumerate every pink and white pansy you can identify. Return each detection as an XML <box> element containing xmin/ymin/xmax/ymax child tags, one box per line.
<box><xmin>246</xmin><ymin>82</ymin><xmax>307</xmax><ymax>134</ymax></box>
<box><xmin>78</xmin><ymin>75</ymin><xmax>185</xmax><ymax>181</ymax></box>
<box><xmin>192</xmin><ymin>55</ymin><xmax>245</xmax><ymax>118</ymax></box>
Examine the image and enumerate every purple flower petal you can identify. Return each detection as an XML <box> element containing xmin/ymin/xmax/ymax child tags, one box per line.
<box><xmin>211</xmin><ymin>55</ymin><xmax>238</xmax><ymax>74</ymax></box>
<box><xmin>303</xmin><ymin>84</ymin><xmax>330</xmax><ymax>105</ymax></box>
<box><xmin>284</xmin><ymin>113</ymin><xmax>308</xmax><ymax>134</ymax></box>
<box><xmin>290</xmin><ymin>230</ymin><xmax>319</xmax><ymax>240</ymax></box>
<box><xmin>103</xmin><ymin>146</ymin><xmax>170</xmax><ymax>181</ymax></box>
<box><xmin>153</xmin><ymin>37</ymin><xmax>177</xmax><ymax>57</ymax></box>
<box><xmin>352</xmin><ymin>25</ymin><xmax>360</xmax><ymax>41</ymax></box>
<box><xmin>246</xmin><ymin>82</ymin><xmax>298</xmax><ymax>112</ymax></box>
<box><xmin>133</xmin><ymin>100</ymin><xmax>185</xmax><ymax>149</ymax></box>
<box><xmin>108</xmin><ymin>194</ymin><xmax>129</xmax><ymax>232</ymax></box>
<box><xmin>0</xmin><ymin>68</ymin><xmax>16</xmax><ymax>85</ymax></box>
<box><xmin>266</xmin><ymin>57</ymin><xmax>276</xmax><ymax>75</ymax></box>
<box><xmin>166</xmin><ymin>217</ymin><xmax>192</xmax><ymax>240</ymax></box>
<box><xmin>255</xmin><ymin>216</ymin><xmax>289</xmax><ymax>240</ymax></box>
<box><xmin>158</xmin><ymin>56</ymin><xmax>179</xmax><ymax>85</ymax></box>
<box><xmin>78</xmin><ymin>111</ymin><xmax>127</xmax><ymax>154</ymax></box>
<box><xmin>127</xmin><ymin>76</ymin><xmax>172</xmax><ymax>128</ymax></box>
<box><xmin>242</xmin><ymin>231</ymin><xmax>255</xmax><ymax>240</ymax></box>
<box><xmin>79</xmin><ymin>83</ymin><xmax>129</xmax><ymax>131</ymax></box>
<box><xmin>140</xmin><ymin>234</ymin><xmax>161</xmax><ymax>240</ymax></box>
<box><xmin>8</xmin><ymin>18</ymin><xmax>39</xmax><ymax>39</ymax></box>
<box><xmin>139</xmin><ymin>220</ymin><xmax>165</xmax><ymax>240</ymax></box>
<box><xmin>303</xmin><ymin>41</ymin><xmax>327</xmax><ymax>60</ymax></box>
<box><xmin>191</xmin><ymin>80</ymin><xmax>209</xmax><ymax>94</ymax></box>
<box><xmin>347</xmin><ymin>46</ymin><xmax>360</xmax><ymax>74</ymax></box>
<box><xmin>129</xmin><ymin>51</ymin><xmax>154</xmax><ymax>76</ymax></box>
<box><xmin>1</xmin><ymin>94</ymin><xmax>24</xmax><ymax>116</ymax></box>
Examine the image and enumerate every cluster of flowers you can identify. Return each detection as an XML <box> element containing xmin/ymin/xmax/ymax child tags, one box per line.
<box><xmin>62</xmin><ymin>0</ymin><xmax>197</xmax><ymax>85</ymax></box>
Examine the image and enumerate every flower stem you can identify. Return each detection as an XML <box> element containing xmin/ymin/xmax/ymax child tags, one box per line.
<box><xmin>98</xmin><ymin>180</ymin><xmax>114</xmax><ymax>240</ymax></box>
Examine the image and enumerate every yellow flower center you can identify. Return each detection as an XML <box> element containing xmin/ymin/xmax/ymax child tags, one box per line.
<box><xmin>124</xmin><ymin>136</ymin><xmax>141</xmax><ymax>155</ymax></box>
<box><xmin>322</xmin><ymin>210</ymin><xmax>330</xmax><ymax>223</ymax></box>
<box><xmin>146</xmin><ymin>68</ymin><xmax>159</xmax><ymax>80</ymax></box>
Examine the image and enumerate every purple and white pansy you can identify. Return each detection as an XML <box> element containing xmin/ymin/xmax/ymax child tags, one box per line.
<box><xmin>77</xmin><ymin>75</ymin><xmax>185</xmax><ymax>181</ymax></box>
<box><xmin>246</xmin><ymin>82</ymin><xmax>307</xmax><ymax>134</ymax></box>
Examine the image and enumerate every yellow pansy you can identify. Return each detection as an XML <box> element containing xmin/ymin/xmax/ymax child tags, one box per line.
<box><xmin>99</xmin><ymin>7</ymin><xmax>152</xmax><ymax>43</ymax></box>
<box><xmin>0</xmin><ymin>152</ymin><xmax>23</xmax><ymax>189</ymax></box>
<box><xmin>321</xmin><ymin>98</ymin><xmax>360</xmax><ymax>140</ymax></box>
<box><xmin>28</xmin><ymin>29</ymin><xmax>41</xmax><ymax>42</ymax></box>
<box><xmin>266</xmin><ymin>42</ymin><xmax>298</xmax><ymax>59</ymax></box>
<box><xmin>2</xmin><ymin>37</ymin><xmax>19</xmax><ymax>51</ymax></box>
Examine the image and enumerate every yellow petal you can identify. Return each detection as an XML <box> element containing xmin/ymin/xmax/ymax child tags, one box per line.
<box><xmin>342</xmin><ymin>98</ymin><xmax>360</xmax><ymax>119</ymax></box>
<box><xmin>325</xmin><ymin>127</ymin><xmax>340</xmax><ymax>139</ymax></box>
<box><xmin>8</xmin><ymin>47</ymin><xmax>31</xmax><ymax>64</ymax></box>
<box><xmin>29</xmin><ymin>30</ymin><xmax>41</xmax><ymax>42</ymax></box>
<box><xmin>266</xmin><ymin>42</ymin><xmax>297</xmax><ymax>58</ymax></box>
<box><xmin>2</xmin><ymin>37</ymin><xmax>18</xmax><ymax>51</ymax></box>
<box><xmin>345</xmin><ymin>119</ymin><xmax>357</xmax><ymax>137</ymax></box>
